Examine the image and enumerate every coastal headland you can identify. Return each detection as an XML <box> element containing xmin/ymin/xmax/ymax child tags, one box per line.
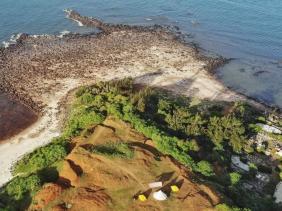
<box><xmin>0</xmin><ymin>10</ymin><xmax>268</xmax><ymax>186</ymax></box>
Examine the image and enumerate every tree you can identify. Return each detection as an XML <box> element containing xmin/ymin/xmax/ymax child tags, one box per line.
<box><xmin>207</xmin><ymin>117</ymin><xmax>225</xmax><ymax>149</ymax></box>
<box><xmin>186</xmin><ymin>113</ymin><xmax>206</xmax><ymax>136</ymax></box>
<box><xmin>207</xmin><ymin>115</ymin><xmax>246</xmax><ymax>152</ymax></box>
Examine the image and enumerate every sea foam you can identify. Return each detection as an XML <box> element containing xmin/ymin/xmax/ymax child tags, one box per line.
<box><xmin>1</xmin><ymin>33</ymin><xmax>23</xmax><ymax>48</ymax></box>
<box><xmin>64</xmin><ymin>9</ymin><xmax>84</xmax><ymax>27</ymax></box>
<box><xmin>58</xmin><ymin>30</ymin><xmax>71</xmax><ymax>38</ymax></box>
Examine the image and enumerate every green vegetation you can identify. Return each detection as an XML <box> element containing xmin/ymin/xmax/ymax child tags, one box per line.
<box><xmin>0</xmin><ymin>174</ymin><xmax>41</xmax><ymax>211</ymax></box>
<box><xmin>195</xmin><ymin>160</ymin><xmax>214</xmax><ymax>177</ymax></box>
<box><xmin>1</xmin><ymin>78</ymin><xmax>280</xmax><ymax>211</ymax></box>
<box><xmin>13</xmin><ymin>137</ymin><xmax>68</xmax><ymax>176</ymax></box>
<box><xmin>229</xmin><ymin>172</ymin><xmax>241</xmax><ymax>186</ymax></box>
<box><xmin>215</xmin><ymin>203</ymin><xmax>250</xmax><ymax>211</ymax></box>
<box><xmin>0</xmin><ymin>137</ymin><xmax>67</xmax><ymax>210</ymax></box>
<box><xmin>63</xmin><ymin>104</ymin><xmax>106</xmax><ymax>138</ymax></box>
<box><xmin>278</xmin><ymin>163</ymin><xmax>282</xmax><ymax>180</ymax></box>
<box><xmin>207</xmin><ymin>115</ymin><xmax>246</xmax><ymax>152</ymax></box>
<box><xmin>71</xmin><ymin>78</ymin><xmax>277</xmax><ymax>211</ymax></box>
<box><xmin>227</xmin><ymin>186</ymin><xmax>279</xmax><ymax>211</ymax></box>
<box><xmin>87</xmin><ymin>142</ymin><xmax>134</xmax><ymax>159</ymax></box>
<box><xmin>269</xmin><ymin>133</ymin><xmax>282</xmax><ymax>142</ymax></box>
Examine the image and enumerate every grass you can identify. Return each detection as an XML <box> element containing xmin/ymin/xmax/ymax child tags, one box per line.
<box><xmin>107</xmin><ymin>187</ymin><xmax>136</xmax><ymax>211</ymax></box>
<box><xmin>87</xmin><ymin>142</ymin><xmax>134</xmax><ymax>159</ymax></box>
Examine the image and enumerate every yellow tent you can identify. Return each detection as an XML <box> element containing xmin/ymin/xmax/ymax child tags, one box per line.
<box><xmin>138</xmin><ymin>194</ymin><xmax>147</xmax><ymax>202</ymax></box>
<box><xmin>171</xmin><ymin>185</ymin><xmax>179</xmax><ymax>192</ymax></box>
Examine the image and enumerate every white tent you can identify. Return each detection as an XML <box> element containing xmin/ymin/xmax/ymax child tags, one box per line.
<box><xmin>148</xmin><ymin>182</ymin><xmax>163</xmax><ymax>188</ymax></box>
<box><xmin>153</xmin><ymin>190</ymin><xmax>167</xmax><ymax>201</ymax></box>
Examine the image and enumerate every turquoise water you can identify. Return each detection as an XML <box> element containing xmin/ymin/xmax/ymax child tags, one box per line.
<box><xmin>0</xmin><ymin>0</ymin><xmax>282</xmax><ymax>107</ymax></box>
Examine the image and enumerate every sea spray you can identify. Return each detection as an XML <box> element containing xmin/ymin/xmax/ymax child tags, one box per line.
<box><xmin>64</xmin><ymin>9</ymin><xmax>84</xmax><ymax>27</ymax></box>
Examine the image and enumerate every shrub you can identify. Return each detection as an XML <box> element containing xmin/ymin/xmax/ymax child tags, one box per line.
<box><xmin>79</xmin><ymin>92</ymin><xmax>95</xmax><ymax>104</ymax></box>
<box><xmin>215</xmin><ymin>203</ymin><xmax>250</xmax><ymax>211</ymax></box>
<box><xmin>5</xmin><ymin>175</ymin><xmax>41</xmax><ymax>200</ymax></box>
<box><xmin>121</xmin><ymin>109</ymin><xmax>197</xmax><ymax>169</ymax></box>
<box><xmin>64</xmin><ymin>107</ymin><xmax>106</xmax><ymax>137</ymax></box>
<box><xmin>13</xmin><ymin>137</ymin><xmax>68</xmax><ymax>175</ymax></box>
<box><xmin>75</xmin><ymin>86</ymin><xmax>88</xmax><ymax>97</ymax></box>
<box><xmin>106</xmin><ymin>102</ymin><xmax>123</xmax><ymax>119</ymax></box>
<box><xmin>0</xmin><ymin>174</ymin><xmax>42</xmax><ymax>210</ymax></box>
<box><xmin>248</xmin><ymin>123</ymin><xmax>262</xmax><ymax>133</ymax></box>
<box><xmin>258</xmin><ymin>165</ymin><xmax>272</xmax><ymax>174</ymax></box>
<box><xmin>196</xmin><ymin>160</ymin><xmax>214</xmax><ymax>177</ymax></box>
<box><xmin>226</xmin><ymin>185</ymin><xmax>280</xmax><ymax>211</ymax></box>
<box><xmin>229</xmin><ymin>172</ymin><xmax>241</xmax><ymax>186</ymax></box>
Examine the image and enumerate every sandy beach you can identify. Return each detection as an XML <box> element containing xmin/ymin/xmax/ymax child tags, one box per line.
<box><xmin>0</xmin><ymin>10</ymin><xmax>264</xmax><ymax>187</ymax></box>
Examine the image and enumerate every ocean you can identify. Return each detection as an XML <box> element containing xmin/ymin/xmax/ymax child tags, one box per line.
<box><xmin>0</xmin><ymin>0</ymin><xmax>281</xmax><ymax>123</ymax></box>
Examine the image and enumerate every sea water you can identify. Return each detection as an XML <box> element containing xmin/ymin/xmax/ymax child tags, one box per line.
<box><xmin>0</xmin><ymin>0</ymin><xmax>282</xmax><ymax>107</ymax></box>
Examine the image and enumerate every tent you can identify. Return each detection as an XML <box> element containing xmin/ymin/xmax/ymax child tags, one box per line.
<box><xmin>171</xmin><ymin>185</ymin><xmax>179</xmax><ymax>192</ymax></box>
<box><xmin>148</xmin><ymin>181</ymin><xmax>162</xmax><ymax>188</ymax></box>
<box><xmin>138</xmin><ymin>194</ymin><xmax>147</xmax><ymax>202</ymax></box>
<box><xmin>153</xmin><ymin>190</ymin><xmax>167</xmax><ymax>201</ymax></box>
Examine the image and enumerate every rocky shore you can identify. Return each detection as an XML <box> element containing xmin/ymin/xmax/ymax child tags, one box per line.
<box><xmin>0</xmin><ymin>10</ymin><xmax>244</xmax><ymax>114</ymax></box>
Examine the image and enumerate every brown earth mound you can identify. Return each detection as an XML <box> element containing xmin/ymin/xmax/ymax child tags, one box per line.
<box><xmin>29</xmin><ymin>117</ymin><xmax>221</xmax><ymax>211</ymax></box>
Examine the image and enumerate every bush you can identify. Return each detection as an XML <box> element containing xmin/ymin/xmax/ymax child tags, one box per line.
<box><xmin>215</xmin><ymin>203</ymin><xmax>250</xmax><ymax>211</ymax></box>
<box><xmin>79</xmin><ymin>92</ymin><xmax>95</xmax><ymax>104</ymax></box>
<box><xmin>248</xmin><ymin>123</ymin><xmax>262</xmax><ymax>133</ymax></box>
<box><xmin>13</xmin><ymin>137</ymin><xmax>68</xmax><ymax>175</ymax></box>
<box><xmin>122</xmin><ymin>109</ymin><xmax>197</xmax><ymax>169</ymax></box>
<box><xmin>258</xmin><ymin>165</ymin><xmax>272</xmax><ymax>174</ymax></box>
<box><xmin>88</xmin><ymin>142</ymin><xmax>134</xmax><ymax>159</ymax></box>
<box><xmin>5</xmin><ymin>175</ymin><xmax>41</xmax><ymax>200</ymax></box>
<box><xmin>207</xmin><ymin>115</ymin><xmax>246</xmax><ymax>153</ymax></box>
<box><xmin>0</xmin><ymin>174</ymin><xmax>41</xmax><ymax>210</ymax></box>
<box><xmin>196</xmin><ymin>160</ymin><xmax>214</xmax><ymax>177</ymax></box>
<box><xmin>64</xmin><ymin>106</ymin><xmax>106</xmax><ymax>137</ymax></box>
<box><xmin>229</xmin><ymin>172</ymin><xmax>241</xmax><ymax>186</ymax></box>
<box><xmin>75</xmin><ymin>86</ymin><xmax>88</xmax><ymax>97</ymax></box>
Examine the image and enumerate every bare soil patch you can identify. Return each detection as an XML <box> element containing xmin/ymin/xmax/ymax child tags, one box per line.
<box><xmin>29</xmin><ymin>117</ymin><xmax>221</xmax><ymax>211</ymax></box>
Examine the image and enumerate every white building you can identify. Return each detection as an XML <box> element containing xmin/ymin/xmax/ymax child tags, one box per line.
<box><xmin>231</xmin><ymin>155</ymin><xmax>250</xmax><ymax>172</ymax></box>
<box><xmin>257</xmin><ymin>123</ymin><xmax>282</xmax><ymax>134</ymax></box>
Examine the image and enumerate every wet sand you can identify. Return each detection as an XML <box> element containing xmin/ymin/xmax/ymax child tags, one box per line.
<box><xmin>0</xmin><ymin>10</ymin><xmax>266</xmax><ymax>186</ymax></box>
<box><xmin>0</xmin><ymin>93</ymin><xmax>37</xmax><ymax>142</ymax></box>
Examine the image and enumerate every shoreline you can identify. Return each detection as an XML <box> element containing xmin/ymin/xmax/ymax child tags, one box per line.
<box><xmin>0</xmin><ymin>10</ymin><xmax>279</xmax><ymax>187</ymax></box>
